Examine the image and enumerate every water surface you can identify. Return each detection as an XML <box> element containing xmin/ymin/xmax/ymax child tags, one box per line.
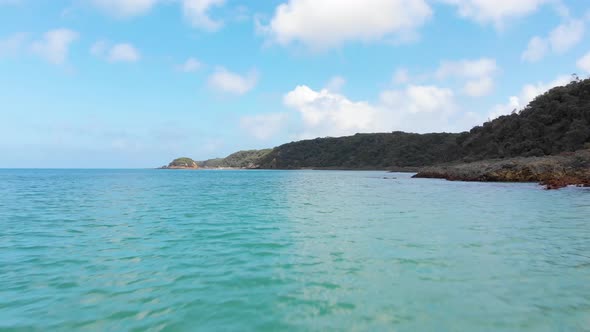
<box><xmin>1</xmin><ymin>169</ymin><xmax>589</xmax><ymax>331</ymax></box>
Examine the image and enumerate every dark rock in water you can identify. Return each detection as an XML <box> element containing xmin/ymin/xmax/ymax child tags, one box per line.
<box><xmin>413</xmin><ymin>149</ymin><xmax>590</xmax><ymax>190</ymax></box>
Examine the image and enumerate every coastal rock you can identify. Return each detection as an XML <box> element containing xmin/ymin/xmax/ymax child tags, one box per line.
<box><xmin>413</xmin><ymin>149</ymin><xmax>590</xmax><ymax>190</ymax></box>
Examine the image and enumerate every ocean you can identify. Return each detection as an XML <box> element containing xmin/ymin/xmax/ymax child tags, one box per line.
<box><xmin>1</xmin><ymin>169</ymin><xmax>589</xmax><ymax>331</ymax></box>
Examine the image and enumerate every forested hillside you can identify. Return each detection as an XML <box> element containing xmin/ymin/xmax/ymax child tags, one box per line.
<box><xmin>171</xmin><ymin>78</ymin><xmax>590</xmax><ymax>170</ymax></box>
<box><xmin>256</xmin><ymin>78</ymin><xmax>590</xmax><ymax>169</ymax></box>
<box><xmin>256</xmin><ymin>132</ymin><xmax>461</xmax><ymax>169</ymax></box>
<box><xmin>198</xmin><ymin>149</ymin><xmax>272</xmax><ymax>168</ymax></box>
<box><xmin>457</xmin><ymin>78</ymin><xmax>590</xmax><ymax>161</ymax></box>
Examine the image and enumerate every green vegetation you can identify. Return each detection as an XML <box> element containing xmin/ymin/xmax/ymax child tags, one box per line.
<box><xmin>257</xmin><ymin>132</ymin><xmax>461</xmax><ymax>169</ymax></box>
<box><xmin>167</xmin><ymin>157</ymin><xmax>198</xmax><ymax>168</ymax></box>
<box><xmin>457</xmin><ymin>77</ymin><xmax>590</xmax><ymax>161</ymax></box>
<box><xmin>257</xmin><ymin>78</ymin><xmax>590</xmax><ymax>169</ymax></box>
<box><xmin>198</xmin><ymin>149</ymin><xmax>272</xmax><ymax>168</ymax></box>
<box><xmin>165</xmin><ymin>78</ymin><xmax>590</xmax><ymax>171</ymax></box>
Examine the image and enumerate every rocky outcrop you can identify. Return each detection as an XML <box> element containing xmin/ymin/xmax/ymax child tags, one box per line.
<box><xmin>413</xmin><ymin>149</ymin><xmax>590</xmax><ymax>190</ymax></box>
<box><xmin>160</xmin><ymin>157</ymin><xmax>199</xmax><ymax>169</ymax></box>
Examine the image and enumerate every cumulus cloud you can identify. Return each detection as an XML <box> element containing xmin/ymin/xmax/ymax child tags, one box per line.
<box><xmin>90</xmin><ymin>0</ymin><xmax>228</xmax><ymax>30</ymax></box>
<box><xmin>30</xmin><ymin>29</ymin><xmax>79</xmax><ymax>65</ymax></box>
<box><xmin>260</xmin><ymin>0</ymin><xmax>432</xmax><ymax>49</ymax></box>
<box><xmin>177</xmin><ymin>57</ymin><xmax>202</xmax><ymax>72</ymax></box>
<box><xmin>549</xmin><ymin>20</ymin><xmax>585</xmax><ymax>53</ymax></box>
<box><xmin>489</xmin><ymin>75</ymin><xmax>572</xmax><ymax>119</ymax></box>
<box><xmin>240</xmin><ymin>113</ymin><xmax>288</xmax><ymax>140</ymax></box>
<box><xmin>463</xmin><ymin>77</ymin><xmax>494</xmax><ymax>97</ymax></box>
<box><xmin>442</xmin><ymin>0</ymin><xmax>549</xmax><ymax>28</ymax></box>
<box><xmin>91</xmin><ymin>0</ymin><xmax>159</xmax><ymax>17</ymax></box>
<box><xmin>522</xmin><ymin>19</ymin><xmax>585</xmax><ymax>62</ymax></box>
<box><xmin>182</xmin><ymin>0</ymin><xmax>225</xmax><ymax>31</ymax></box>
<box><xmin>208</xmin><ymin>67</ymin><xmax>258</xmax><ymax>95</ymax></box>
<box><xmin>436</xmin><ymin>58</ymin><xmax>498</xmax><ymax>97</ymax></box>
<box><xmin>380</xmin><ymin>85</ymin><xmax>456</xmax><ymax>115</ymax></box>
<box><xmin>284</xmin><ymin>86</ymin><xmax>380</xmax><ymax>137</ymax></box>
<box><xmin>577</xmin><ymin>51</ymin><xmax>590</xmax><ymax>73</ymax></box>
<box><xmin>91</xmin><ymin>41</ymin><xmax>141</xmax><ymax>63</ymax></box>
<box><xmin>108</xmin><ymin>43</ymin><xmax>140</xmax><ymax>62</ymax></box>
<box><xmin>271</xmin><ymin>83</ymin><xmax>461</xmax><ymax>140</ymax></box>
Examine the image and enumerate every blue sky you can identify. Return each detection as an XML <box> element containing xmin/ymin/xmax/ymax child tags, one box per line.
<box><xmin>1</xmin><ymin>0</ymin><xmax>589</xmax><ymax>168</ymax></box>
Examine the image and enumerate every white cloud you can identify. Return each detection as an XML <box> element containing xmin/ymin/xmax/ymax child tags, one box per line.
<box><xmin>436</xmin><ymin>58</ymin><xmax>498</xmax><ymax>96</ymax></box>
<box><xmin>442</xmin><ymin>0</ymin><xmax>549</xmax><ymax>28</ymax></box>
<box><xmin>276</xmin><ymin>84</ymin><xmax>460</xmax><ymax>139</ymax></box>
<box><xmin>577</xmin><ymin>51</ymin><xmax>590</xmax><ymax>73</ymax></box>
<box><xmin>489</xmin><ymin>75</ymin><xmax>572</xmax><ymax>119</ymax></box>
<box><xmin>91</xmin><ymin>0</ymin><xmax>158</xmax><ymax>17</ymax></box>
<box><xmin>380</xmin><ymin>84</ymin><xmax>464</xmax><ymax>133</ymax></box>
<box><xmin>261</xmin><ymin>0</ymin><xmax>432</xmax><ymax>49</ymax></box>
<box><xmin>522</xmin><ymin>19</ymin><xmax>585</xmax><ymax>62</ymax></box>
<box><xmin>177</xmin><ymin>57</ymin><xmax>202</xmax><ymax>72</ymax></box>
<box><xmin>91</xmin><ymin>41</ymin><xmax>140</xmax><ymax>63</ymax></box>
<box><xmin>325</xmin><ymin>76</ymin><xmax>346</xmax><ymax>92</ymax></box>
<box><xmin>30</xmin><ymin>29</ymin><xmax>79</xmax><ymax>65</ymax></box>
<box><xmin>519</xmin><ymin>76</ymin><xmax>571</xmax><ymax>104</ymax></box>
<box><xmin>285</xmin><ymin>86</ymin><xmax>379</xmax><ymax>137</ymax></box>
<box><xmin>0</xmin><ymin>32</ymin><xmax>27</xmax><ymax>57</ymax></box>
<box><xmin>380</xmin><ymin>85</ymin><xmax>456</xmax><ymax>115</ymax></box>
<box><xmin>436</xmin><ymin>58</ymin><xmax>498</xmax><ymax>79</ymax></box>
<box><xmin>489</xmin><ymin>96</ymin><xmax>520</xmax><ymax>120</ymax></box>
<box><xmin>240</xmin><ymin>113</ymin><xmax>288</xmax><ymax>140</ymax></box>
<box><xmin>208</xmin><ymin>67</ymin><xmax>258</xmax><ymax>95</ymax></box>
<box><xmin>463</xmin><ymin>77</ymin><xmax>494</xmax><ymax>97</ymax></box>
<box><xmin>108</xmin><ymin>43</ymin><xmax>140</xmax><ymax>62</ymax></box>
<box><xmin>182</xmin><ymin>0</ymin><xmax>225</xmax><ymax>31</ymax></box>
<box><xmin>522</xmin><ymin>36</ymin><xmax>548</xmax><ymax>62</ymax></box>
<box><xmin>549</xmin><ymin>20</ymin><xmax>584</xmax><ymax>53</ymax></box>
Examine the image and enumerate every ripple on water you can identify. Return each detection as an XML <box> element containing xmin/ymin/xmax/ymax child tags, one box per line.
<box><xmin>0</xmin><ymin>169</ymin><xmax>589</xmax><ymax>331</ymax></box>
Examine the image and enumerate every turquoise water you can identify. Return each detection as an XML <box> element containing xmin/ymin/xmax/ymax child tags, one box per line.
<box><xmin>1</xmin><ymin>169</ymin><xmax>589</xmax><ymax>331</ymax></box>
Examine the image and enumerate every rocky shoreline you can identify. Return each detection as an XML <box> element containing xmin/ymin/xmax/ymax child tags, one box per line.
<box><xmin>413</xmin><ymin>149</ymin><xmax>590</xmax><ymax>190</ymax></box>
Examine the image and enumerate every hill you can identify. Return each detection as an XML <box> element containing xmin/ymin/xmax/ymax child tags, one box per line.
<box><xmin>256</xmin><ymin>132</ymin><xmax>461</xmax><ymax>169</ymax></box>
<box><xmin>163</xmin><ymin>78</ymin><xmax>590</xmax><ymax>179</ymax></box>
<box><xmin>256</xmin><ymin>78</ymin><xmax>590</xmax><ymax>169</ymax></box>
<box><xmin>456</xmin><ymin>78</ymin><xmax>590</xmax><ymax>161</ymax></box>
<box><xmin>160</xmin><ymin>157</ymin><xmax>198</xmax><ymax>169</ymax></box>
<box><xmin>197</xmin><ymin>149</ymin><xmax>272</xmax><ymax>168</ymax></box>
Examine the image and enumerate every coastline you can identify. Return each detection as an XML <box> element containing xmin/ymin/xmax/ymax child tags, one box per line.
<box><xmin>413</xmin><ymin>149</ymin><xmax>590</xmax><ymax>189</ymax></box>
<box><xmin>157</xmin><ymin>165</ymin><xmax>419</xmax><ymax>172</ymax></box>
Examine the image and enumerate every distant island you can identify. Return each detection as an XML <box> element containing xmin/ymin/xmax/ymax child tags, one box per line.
<box><xmin>162</xmin><ymin>78</ymin><xmax>590</xmax><ymax>189</ymax></box>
